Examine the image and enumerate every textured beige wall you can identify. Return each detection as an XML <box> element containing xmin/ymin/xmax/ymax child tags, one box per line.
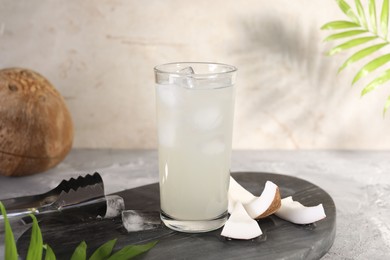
<box><xmin>1</xmin><ymin>0</ymin><xmax>389</xmax><ymax>149</ymax></box>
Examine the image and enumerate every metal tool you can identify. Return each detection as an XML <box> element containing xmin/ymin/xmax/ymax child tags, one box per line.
<box><xmin>0</xmin><ymin>172</ymin><xmax>105</xmax><ymax>220</ymax></box>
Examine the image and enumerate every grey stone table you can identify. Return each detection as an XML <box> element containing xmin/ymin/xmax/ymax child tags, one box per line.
<box><xmin>1</xmin><ymin>149</ymin><xmax>390</xmax><ymax>259</ymax></box>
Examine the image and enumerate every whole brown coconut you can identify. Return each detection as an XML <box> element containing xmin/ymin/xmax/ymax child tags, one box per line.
<box><xmin>0</xmin><ymin>68</ymin><xmax>73</xmax><ymax>176</ymax></box>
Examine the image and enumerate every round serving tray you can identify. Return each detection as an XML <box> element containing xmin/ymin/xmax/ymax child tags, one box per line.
<box><xmin>18</xmin><ymin>172</ymin><xmax>336</xmax><ymax>259</ymax></box>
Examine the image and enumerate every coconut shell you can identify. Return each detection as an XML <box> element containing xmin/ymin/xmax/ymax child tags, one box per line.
<box><xmin>255</xmin><ymin>187</ymin><xmax>282</xmax><ymax>219</ymax></box>
<box><xmin>0</xmin><ymin>68</ymin><xmax>73</xmax><ymax>176</ymax></box>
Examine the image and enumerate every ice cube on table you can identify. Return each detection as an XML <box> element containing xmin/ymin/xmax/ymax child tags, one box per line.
<box><xmin>121</xmin><ymin>210</ymin><xmax>162</xmax><ymax>232</ymax></box>
<box><xmin>193</xmin><ymin>106</ymin><xmax>222</xmax><ymax>130</ymax></box>
<box><xmin>169</xmin><ymin>66</ymin><xmax>197</xmax><ymax>88</ymax></box>
<box><xmin>104</xmin><ymin>195</ymin><xmax>125</xmax><ymax>218</ymax></box>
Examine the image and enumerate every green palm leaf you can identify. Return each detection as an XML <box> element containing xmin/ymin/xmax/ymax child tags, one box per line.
<box><xmin>321</xmin><ymin>20</ymin><xmax>360</xmax><ymax>30</ymax></box>
<box><xmin>324</xmin><ymin>29</ymin><xmax>367</xmax><ymax>41</ymax></box>
<box><xmin>26</xmin><ymin>214</ymin><xmax>43</xmax><ymax>260</ymax></box>
<box><xmin>0</xmin><ymin>202</ymin><xmax>18</xmax><ymax>260</ymax></box>
<box><xmin>44</xmin><ymin>244</ymin><xmax>56</xmax><ymax>260</ymax></box>
<box><xmin>384</xmin><ymin>95</ymin><xmax>390</xmax><ymax>115</ymax></box>
<box><xmin>339</xmin><ymin>42</ymin><xmax>388</xmax><ymax>72</ymax></box>
<box><xmin>352</xmin><ymin>53</ymin><xmax>390</xmax><ymax>84</ymax></box>
<box><xmin>89</xmin><ymin>239</ymin><xmax>117</xmax><ymax>260</ymax></box>
<box><xmin>355</xmin><ymin>0</ymin><xmax>368</xmax><ymax>28</ymax></box>
<box><xmin>337</xmin><ymin>0</ymin><xmax>360</xmax><ymax>24</ymax></box>
<box><xmin>107</xmin><ymin>241</ymin><xmax>158</xmax><ymax>260</ymax></box>
<box><xmin>361</xmin><ymin>69</ymin><xmax>390</xmax><ymax>96</ymax></box>
<box><xmin>323</xmin><ymin>0</ymin><xmax>390</xmax><ymax>115</ymax></box>
<box><xmin>381</xmin><ymin>0</ymin><xmax>389</xmax><ymax>39</ymax></box>
<box><xmin>327</xmin><ymin>36</ymin><xmax>377</xmax><ymax>55</ymax></box>
<box><xmin>71</xmin><ymin>241</ymin><xmax>87</xmax><ymax>260</ymax></box>
<box><xmin>369</xmin><ymin>0</ymin><xmax>378</xmax><ymax>33</ymax></box>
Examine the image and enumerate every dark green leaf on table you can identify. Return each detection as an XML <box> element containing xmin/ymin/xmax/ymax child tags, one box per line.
<box><xmin>107</xmin><ymin>241</ymin><xmax>158</xmax><ymax>260</ymax></box>
<box><xmin>44</xmin><ymin>244</ymin><xmax>57</xmax><ymax>260</ymax></box>
<box><xmin>89</xmin><ymin>239</ymin><xmax>117</xmax><ymax>260</ymax></box>
<box><xmin>71</xmin><ymin>241</ymin><xmax>87</xmax><ymax>260</ymax></box>
<box><xmin>26</xmin><ymin>214</ymin><xmax>43</xmax><ymax>260</ymax></box>
<box><xmin>0</xmin><ymin>202</ymin><xmax>18</xmax><ymax>260</ymax></box>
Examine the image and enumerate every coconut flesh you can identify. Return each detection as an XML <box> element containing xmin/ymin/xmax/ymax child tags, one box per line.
<box><xmin>228</xmin><ymin>177</ymin><xmax>281</xmax><ymax>218</ymax></box>
<box><xmin>221</xmin><ymin>202</ymin><xmax>262</xmax><ymax>240</ymax></box>
<box><xmin>224</xmin><ymin>177</ymin><xmax>326</xmax><ymax>240</ymax></box>
<box><xmin>275</xmin><ymin>196</ymin><xmax>326</xmax><ymax>225</ymax></box>
<box><xmin>243</xmin><ymin>181</ymin><xmax>281</xmax><ymax>219</ymax></box>
<box><xmin>228</xmin><ymin>176</ymin><xmax>256</xmax><ymax>213</ymax></box>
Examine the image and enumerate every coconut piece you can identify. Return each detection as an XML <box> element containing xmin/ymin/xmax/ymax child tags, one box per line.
<box><xmin>227</xmin><ymin>194</ymin><xmax>236</xmax><ymax>214</ymax></box>
<box><xmin>228</xmin><ymin>176</ymin><xmax>256</xmax><ymax>213</ymax></box>
<box><xmin>221</xmin><ymin>202</ymin><xmax>262</xmax><ymax>240</ymax></box>
<box><xmin>0</xmin><ymin>68</ymin><xmax>73</xmax><ymax>176</ymax></box>
<box><xmin>243</xmin><ymin>181</ymin><xmax>281</xmax><ymax>219</ymax></box>
<box><xmin>228</xmin><ymin>176</ymin><xmax>256</xmax><ymax>203</ymax></box>
<box><xmin>275</xmin><ymin>196</ymin><xmax>326</xmax><ymax>224</ymax></box>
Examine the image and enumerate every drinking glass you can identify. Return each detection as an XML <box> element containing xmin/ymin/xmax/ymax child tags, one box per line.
<box><xmin>154</xmin><ymin>62</ymin><xmax>237</xmax><ymax>233</ymax></box>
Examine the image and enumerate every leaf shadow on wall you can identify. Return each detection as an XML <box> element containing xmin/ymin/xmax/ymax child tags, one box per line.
<box><xmin>231</xmin><ymin>12</ymin><xmax>351</xmax><ymax>148</ymax></box>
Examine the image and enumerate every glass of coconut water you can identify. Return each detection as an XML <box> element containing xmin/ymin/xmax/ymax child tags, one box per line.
<box><xmin>154</xmin><ymin>62</ymin><xmax>237</xmax><ymax>233</ymax></box>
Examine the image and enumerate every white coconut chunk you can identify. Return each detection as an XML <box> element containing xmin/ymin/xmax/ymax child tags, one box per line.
<box><xmin>221</xmin><ymin>202</ymin><xmax>262</xmax><ymax>240</ymax></box>
<box><xmin>228</xmin><ymin>177</ymin><xmax>256</xmax><ymax>213</ymax></box>
<box><xmin>275</xmin><ymin>196</ymin><xmax>326</xmax><ymax>224</ymax></box>
<box><xmin>227</xmin><ymin>194</ymin><xmax>236</xmax><ymax>214</ymax></box>
<box><xmin>243</xmin><ymin>181</ymin><xmax>281</xmax><ymax>219</ymax></box>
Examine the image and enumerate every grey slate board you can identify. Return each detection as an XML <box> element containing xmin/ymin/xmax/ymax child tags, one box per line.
<box><xmin>17</xmin><ymin>172</ymin><xmax>336</xmax><ymax>259</ymax></box>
